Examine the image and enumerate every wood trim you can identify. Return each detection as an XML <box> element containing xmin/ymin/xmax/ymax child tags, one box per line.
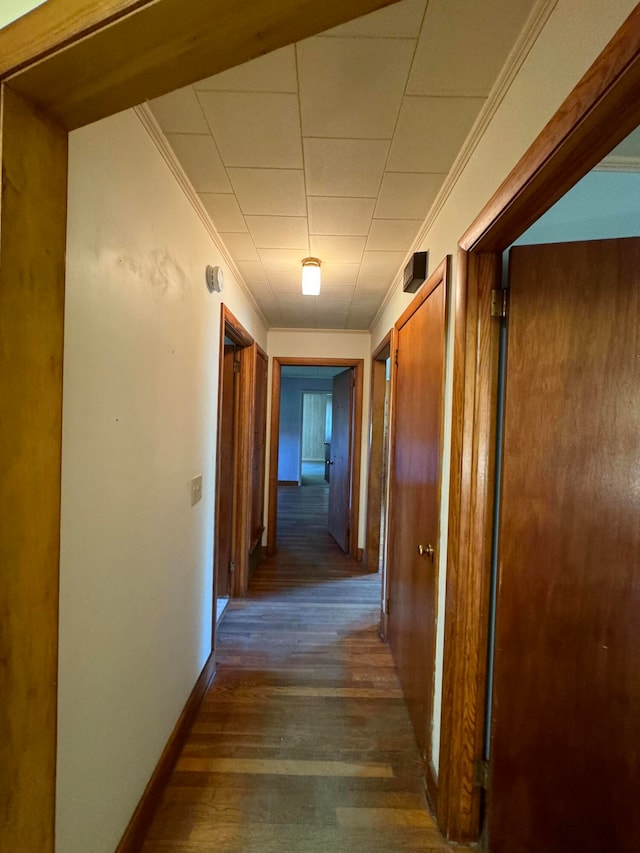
<box><xmin>439</xmin><ymin>252</ymin><xmax>500</xmax><ymax>842</ymax></box>
<box><xmin>115</xmin><ymin>652</ymin><xmax>216</xmax><ymax>852</ymax></box>
<box><xmin>0</xmin><ymin>85</ymin><xmax>67</xmax><ymax>853</ymax></box>
<box><xmin>278</xmin><ymin>480</ymin><xmax>299</xmax><ymax>487</ymax></box>
<box><xmin>440</xmin><ymin>6</ymin><xmax>640</xmax><ymax>844</ymax></box>
<box><xmin>460</xmin><ymin>3</ymin><xmax>640</xmax><ymax>253</ymax></box>
<box><xmin>4</xmin><ymin>0</ymin><xmax>399</xmax><ymax>130</ymax></box>
<box><xmin>379</xmin><ymin>325</ymin><xmax>398</xmax><ymax>640</ymax></box>
<box><xmin>0</xmin><ymin>1</ymin><xmax>152</xmax><ymax>79</ymax></box>
<box><xmin>364</xmin><ymin>330</ymin><xmax>391</xmax><ymax>571</ymax></box>
<box><xmin>267</xmin><ymin>357</ymin><xmax>364</xmax><ymax>560</ymax></box>
<box><xmin>425</xmin><ymin>760</ymin><xmax>439</xmax><ymax>819</ymax></box>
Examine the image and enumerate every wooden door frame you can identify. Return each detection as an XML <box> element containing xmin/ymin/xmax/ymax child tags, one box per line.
<box><xmin>437</xmin><ymin>6</ymin><xmax>640</xmax><ymax>843</ymax></box>
<box><xmin>364</xmin><ymin>331</ymin><xmax>391</xmax><ymax>573</ymax></box>
<box><xmin>267</xmin><ymin>357</ymin><xmax>364</xmax><ymax>559</ymax></box>
<box><xmin>387</xmin><ymin>258</ymin><xmax>449</xmax><ymax>805</ymax></box>
<box><xmin>213</xmin><ymin>305</ymin><xmax>257</xmax><ymax>610</ymax></box>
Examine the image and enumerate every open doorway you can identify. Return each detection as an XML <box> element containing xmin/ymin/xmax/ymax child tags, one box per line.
<box><xmin>213</xmin><ymin>306</ymin><xmax>267</xmax><ymax>633</ymax></box>
<box><xmin>267</xmin><ymin>358</ymin><xmax>364</xmax><ymax>559</ymax></box>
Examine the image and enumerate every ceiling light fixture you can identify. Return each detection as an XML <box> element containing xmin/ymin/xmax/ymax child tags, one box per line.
<box><xmin>301</xmin><ymin>257</ymin><xmax>321</xmax><ymax>296</ymax></box>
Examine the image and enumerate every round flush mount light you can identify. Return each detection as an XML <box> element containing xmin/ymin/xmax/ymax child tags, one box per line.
<box><xmin>205</xmin><ymin>264</ymin><xmax>224</xmax><ymax>293</ymax></box>
<box><xmin>301</xmin><ymin>257</ymin><xmax>321</xmax><ymax>296</ymax></box>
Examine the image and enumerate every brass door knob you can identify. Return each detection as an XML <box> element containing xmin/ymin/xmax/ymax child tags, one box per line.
<box><xmin>417</xmin><ymin>544</ymin><xmax>435</xmax><ymax>560</ymax></box>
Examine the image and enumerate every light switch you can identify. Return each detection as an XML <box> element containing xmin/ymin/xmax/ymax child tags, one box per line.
<box><xmin>191</xmin><ymin>474</ymin><xmax>203</xmax><ymax>506</ymax></box>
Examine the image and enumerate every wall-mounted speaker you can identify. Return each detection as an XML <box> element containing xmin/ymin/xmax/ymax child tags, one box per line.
<box><xmin>402</xmin><ymin>251</ymin><xmax>428</xmax><ymax>293</ymax></box>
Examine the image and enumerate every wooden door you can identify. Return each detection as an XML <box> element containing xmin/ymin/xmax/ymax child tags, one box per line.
<box><xmin>328</xmin><ymin>368</ymin><xmax>353</xmax><ymax>552</ymax></box>
<box><xmin>388</xmin><ymin>273</ymin><xmax>445</xmax><ymax>758</ymax></box>
<box><xmin>216</xmin><ymin>344</ymin><xmax>236</xmax><ymax>600</ymax></box>
<box><xmin>489</xmin><ymin>238</ymin><xmax>640</xmax><ymax>852</ymax></box>
<box><xmin>250</xmin><ymin>347</ymin><xmax>268</xmax><ymax>554</ymax></box>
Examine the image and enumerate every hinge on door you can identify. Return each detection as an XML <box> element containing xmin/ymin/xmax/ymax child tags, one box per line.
<box><xmin>386</xmin><ymin>597</ymin><xmax>391</xmax><ymax>615</ymax></box>
<box><xmin>229</xmin><ymin>560</ymin><xmax>236</xmax><ymax>574</ymax></box>
<box><xmin>233</xmin><ymin>360</ymin><xmax>241</xmax><ymax>374</ymax></box>
<box><xmin>491</xmin><ymin>288</ymin><xmax>508</xmax><ymax>318</ymax></box>
<box><xmin>394</xmin><ymin>348</ymin><xmax>399</xmax><ymax>367</ymax></box>
<box><xmin>473</xmin><ymin>759</ymin><xmax>489</xmax><ymax>789</ymax></box>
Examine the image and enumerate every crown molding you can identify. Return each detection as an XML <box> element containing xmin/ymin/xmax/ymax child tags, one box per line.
<box><xmin>133</xmin><ymin>103</ymin><xmax>269</xmax><ymax>329</ymax></box>
<box><xmin>593</xmin><ymin>155</ymin><xmax>640</xmax><ymax>172</ymax></box>
<box><xmin>370</xmin><ymin>0</ymin><xmax>559</xmax><ymax>331</ymax></box>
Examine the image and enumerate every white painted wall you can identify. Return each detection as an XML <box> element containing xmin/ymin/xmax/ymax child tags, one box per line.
<box><xmin>516</xmin><ymin>170</ymin><xmax>640</xmax><ymax>244</ymax></box>
<box><xmin>369</xmin><ymin>0</ymin><xmax>639</xmax><ymax>775</ymax></box>
<box><xmin>0</xmin><ymin>0</ymin><xmax>45</xmax><ymax>29</ymax></box>
<box><xmin>267</xmin><ymin>329</ymin><xmax>371</xmax><ymax>547</ymax></box>
<box><xmin>58</xmin><ymin>108</ymin><xmax>267</xmax><ymax>853</ymax></box>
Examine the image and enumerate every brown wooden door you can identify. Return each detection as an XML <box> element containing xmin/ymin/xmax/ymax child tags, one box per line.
<box><xmin>388</xmin><ymin>276</ymin><xmax>445</xmax><ymax>758</ymax></box>
<box><xmin>489</xmin><ymin>237</ymin><xmax>640</xmax><ymax>853</ymax></box>
<box><xmin>216</xmin><ymin>344</ymin><xmax>236</xmax><ymax>599</ymax></box>
<box><xmin>328</xmin><ymin>368</ymin><xmax>353</xmax><ymax>552</ymax></box>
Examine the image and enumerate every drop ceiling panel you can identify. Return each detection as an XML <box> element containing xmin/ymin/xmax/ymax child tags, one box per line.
<box><xmin>219</xmin><ymin>233</ymin><xmax>259</xmax><ymax>261</ymax></box>
<box><xmin>258</xmin><ymin>247</ymin><xmax>308</xmax><ymax>271</ymax></box>
<box><xmin>199</xmin><ymin>193</ymin><xmax>247</xmax><ymax>232</ymax></box>
<box><xmin>228</xmin><ymin>168</ymin><xmax>307</xmax><ymax>216</ymax></box>
<box><xmin>194</xmin><ymin>46</ymin><xmax>298</xmax><ymax>93</ymax></box>
<box><xmin>322</xmin><ymin>263</ymin><xmax>361</xmax><ymax>284</ymax></box>
<box><xmin>304</xmin><ymin>138</ymin><xmax>389</xmax><ymax>197</ymax></box>
<box><xmin>236</xmin><ymin>260</ymin><xmax>267</xmax><ymax>282</ymax></box>
<box><xmin>150</xmin><ymin>86</ymin><xmax>209</xmax><ymax>133</ymax></box>
<box><xmin>375</xmin><ymin>172</ymin><xmax>446</xmax><ymax>219</ymax></box>
<box><xmin>148</xmin><ymin>0</ymin><xmax>533</xmax><ymax>330</ymax></box>
<box><xmin>198</xmin><ymin>92</ymin><xmax>303</xmax><ymax>168</ymax></box>
<box><xmin>310</xmin><ymin>235</ymin><xmax>367</xmax><ymax>264</ymax></box>
<box><xmin>164</xmin><ymin>134</ymin><xmax>231</xmax><ymax>193</ymax></box>
<box><xmin>387</xmin><ymin>96</ymin><xmax>486</xmax><ymax>172</ymax></box>
<box><xmin>407</xmin><ymin>0</ymin><xmax>536</xmax><ymax>97</ymax></box>
<box><xmin>308</xmin><ymin>197</ymin><xmax>375</xmax><ymax>236</ymax></box>
<box><xmin>323</xmin><ymin>0</ymin><xmax>427</xmax><ymax>39</ymax></box>
<box><xmin>297</xmin><ymin>36</ymin><xmax>415</xmax><ymax>139</ymax></box>
<box><xmin>359</xmin><ymin>250</ymin><xmax>406</xmax><ymax>279</ymax></box>
<box><xmin>246</xmin><ymin>216</ymin><xmax>309</xmax><ymax>250</ymax></box>
<box><xmin>367</xmin><ymin>219</ymin><xmax>422</xmax><ymax>251</ymax></box>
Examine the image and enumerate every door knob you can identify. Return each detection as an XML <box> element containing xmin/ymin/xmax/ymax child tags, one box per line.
<box><xmin>417</xmin><ymin>543</ymin><xmax>435</xmax><ymax>560</ymax></box>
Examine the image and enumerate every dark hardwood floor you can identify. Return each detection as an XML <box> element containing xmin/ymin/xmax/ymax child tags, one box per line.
<box><xmin>141</xmin><ymin>484</ymin><xmax>456</xmax><ymax>852</ymax></box>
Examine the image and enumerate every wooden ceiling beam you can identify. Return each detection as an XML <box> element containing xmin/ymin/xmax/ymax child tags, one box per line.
<box><xmin>3</xmin><ymin>0</ymin><xmax>400</xmax><ymax>130</ymax></box>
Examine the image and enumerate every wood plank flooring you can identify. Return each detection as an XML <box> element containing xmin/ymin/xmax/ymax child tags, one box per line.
<box><xmin>142</xmin><ymin>484</ymin><xmax>457</xmax><ymax>852</ymax></box>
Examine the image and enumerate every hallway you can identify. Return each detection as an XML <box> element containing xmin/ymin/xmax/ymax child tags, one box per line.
<box><xmin>141</xmin><ymin>485</ymin><xmax>456</xmax><ymax>852</ymax></box>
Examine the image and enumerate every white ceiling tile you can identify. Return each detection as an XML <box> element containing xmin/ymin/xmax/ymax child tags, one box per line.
<box><xmin>277</xmin><ymin>292</ymin><xmax>315</xmax><ymax>307</ymax></box>
<box><xmin>354</xmin><ymin>276</ymin><xmax>390</xmax><ymax>292</ymax></box>
<box><xmin>345</xmin><ymin>315</ymin><xmax>374</xmax><ymax>330</ymax></box>
<box><xmin>165</xmin><ymin>134</ymin><xmax>231</xmax><ymax>193</ymax></box>
<box><xmin>304</xmin><ymin>139</ymin><xmax>389</xmax><ymax>197</ymax></box>
<box><xmin>219</xmin><ymin>233</ymin><xmax>259</xmax><ymax>261</ymax></box>
<box><xmin>248</xmin><ymin>279</ymin><xmax>276</xmax><ymax>299</ymax></box>
<box><xmin>366</xmin><ymin>219</ymin><xmax>422</xmax><ymax>251</ymax></box>
<box><xmin>246</xmin><ymin>216</ymin><xmax>309</xmax><ymax>250</ymax></box>
<box><xmin>321</xmin><ymin>283</ymin><xmax>356</xmax><ymax>299</ymax></box>
<box><xmin>199</xmin><ymin>193</ymin><xmax>247</xmax><ymax>232</ymax></box>
<box><xmin>194</xmin><ymin>46</ymin><xmax>297</xmax><ymax>93</ymax></box>
<box><xmin>308</xmin><ymin>197</ymin><xmax>375</xmax><ymax>236</ymax></box>
<box><xmin>310</xmin><ymin>235</ymin><xmax>366</xmax><ymax>264</ymax></box>
<box><xmin>322</xmin><ymin>263</ymin><xmax>360</xmax><ymax>284</ymax></box>
<box><xmin>318</xmin><ymin>298</ymin><xmax>353</xmax><ymax>311</ymax></box>
<box><xmin>228</xmin><ymin>168</ymin><xmax>307</xmax><ymax>216</ymax></box>
<box><xmin>236</xmin><ymin>260</ymin><xmax>267</xmax><ymax>281</ymax></box>
<box><xmin>149</xmin><ymin>86</ymin><xmax>209</xmax><ymax>133</ymax></box>
<box><xmin>359</xmin><ymin>250</ymin><xmax>405</xmax><ymax>279</ymax></box>
<box><xmin>321</xmin><ymin>0</ymin><xmax>427</xmax><ymax>38</ymax></box>
<box><xmin>267</xmin><ymin>270</ymin><xmax>301</xmax><ymax>290</ymax></box>
<box><xmin>198</xmin><ymin>92</ymin><xmax>303</xmax><ymax>168</ymax></box>
<box><xmin>407</xmin><ymin>0</ymin><xmax>536</xmax><ymax>97</ymax></box>
<box><xmin>297</xmin><ymin>37</ymin><xmax>414</xmax><ymax>139</ymax></box>
<box><xmin>387</xmin><ymin>96</ymin><xmax>485</xmax><ymax>172</ymax></box>
<box><xmin>375</xmin><ymin>172</ymin><xmax>446</xmax><ymax>219</ymax></box>
<box><xmin>258</xmin><ymin>248</ymin><xmax>308</xmax><ymax>272</ymax></box>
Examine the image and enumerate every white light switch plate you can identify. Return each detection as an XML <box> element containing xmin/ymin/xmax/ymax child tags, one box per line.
<box><xmin>191</xmin><ymin>474</ymin><xmax>203</xmax><ymax>506</ymax></box>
